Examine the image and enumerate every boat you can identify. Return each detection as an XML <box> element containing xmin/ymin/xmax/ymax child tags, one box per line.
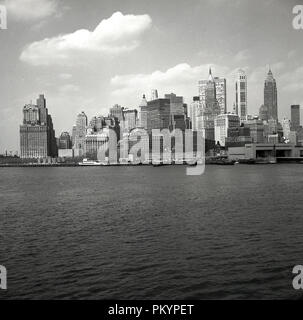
<box><xmin>78</xmin><ymin>159</ymin><xmax>103</xmax><ymax>166</ymax></box>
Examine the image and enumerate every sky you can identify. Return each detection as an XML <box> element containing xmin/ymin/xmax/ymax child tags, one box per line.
<box><xmin>0</xmin><ymin>0</ymin><xmax>303</xmax><ymax>153</ymax></box>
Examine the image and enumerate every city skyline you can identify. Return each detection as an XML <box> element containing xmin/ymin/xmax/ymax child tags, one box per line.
<box><xmin>1</xmin><ymin>0</ymin><xmax>303</xmax><ymax>153</ymax></box>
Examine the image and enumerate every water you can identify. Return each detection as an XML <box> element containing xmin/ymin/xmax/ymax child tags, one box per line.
<box><xmin>0</xmin><ymin>165</ymin><xmax>303</xmax><ymax>300</ymax></box>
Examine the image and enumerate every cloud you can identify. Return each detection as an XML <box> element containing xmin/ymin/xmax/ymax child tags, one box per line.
<box><xmin>234</xmin><ymin>49</ymin><xmax>252</xmax><ymax>62</ymax></box>
<box><xmin>58</xmin><ymin>84</ymin><xmax>79</xmax><ymax>93</ymax></box>
<box><xmin>110</xmin><ymin>63</ymin><xmax>232</xmax><ymax>105</ymax></box>
<box><xmin>3</xmin><ymin>0</ymin><xmax>58</xmax><ymax>21</ymax></box>
<box><xmin>20</xmin><ymin>12</ymin><xmax>152</xmax><ymax>66</ymax></box>
<box><xmin>59</xmin><ymin>73</ymin><xmax>72</xmax><ymax>80</ymax></box>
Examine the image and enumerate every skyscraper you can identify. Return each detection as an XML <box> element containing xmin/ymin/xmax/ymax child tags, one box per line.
<box><xmin>164</xmin><ymin>93</ymin><xmax>187</xmax><ymax>131</ymax></box>
<box><xmin>145</xmin><ymin>98</ymin><xmax>171</xmax><ymax>132</ymax></box>
<box><xmin>58</xmin><ymin>132</ymin><xmax>72</xmax><ymax>149</ymax></box>
<box><xmin>197</xmin><ymin>68</ymin><xmax>221</xmax><ymax>140</ymax></box>
<box><xmin>73</xmin><ymin>112</ymin><xmax>88</xmax><ymax>156</ymax></box>
<box><xmin>259</xmin><ymin>104</ymin><xmax>269</xmax><ymax>122</ymax></box>
<box><xmin>151</xmin><ymin>89</ymin><xmax>159</xmax><ymax>101</ymax></box>
<box><xmin>123</xmin><ymin>109</ymin><xmax>138</xmax><ymax>131</ymax></box>
<box><xmin>291</xmin><ymin>105</ymin><xmax>301</xmax><ymax>131</ymax></box>
<box><xmin>264</xmin><ymin>68</ymin><xmax>278</xmax><ymax>120</ymax></box>
<box><xmin>20</xmin><ymin>95</ymin><xmax>57</xmax><ymax>158</ymax></box>
<box><xmin>235</xmin><ymin>69</ymin><xmax>247</xmax><ymax>122</ymax></box>
<box><xmin>139</xmin><ymin>94</ymin><xmax>148</xmax><ymax>129</ymax></box>
<box><xmin>198</xmin><ymin>68</ymin><xmax>227</xmax><ymax>114</ymax></box>
<box><xmin>109</xmin><ymin>104</ymin><xmax>124</xmax><ymax>123</ymax></box>
<box><xmin>215</xmin><ymin>114</ymin><xmax>240</xmax><ymax>146</ymax></box>
<box><xmin>188</xmin><ymin>96</ymin><xmax>201</xmax><ymax>130</ymax></box>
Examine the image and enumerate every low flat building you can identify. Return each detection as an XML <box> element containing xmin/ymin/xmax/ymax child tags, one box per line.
<box><xmin>228</xmin><ymin>143</ymin><xmax>303</xmax><ymax>160</ymax></box>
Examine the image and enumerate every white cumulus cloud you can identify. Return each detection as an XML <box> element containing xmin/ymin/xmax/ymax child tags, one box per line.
<box><xmin>110</xmin><ymin>63</ymin><xmax>232</xmax><ymax>105</ymax></box>
<box><xmin>20</xmin><ymin>11</ymin><xmax>152</xmax><ymax>66</ymax></box>
<box><xmin>3</xmin><ymin>0</ymin><xmax>58</xmax><ymax>21</ymax></box>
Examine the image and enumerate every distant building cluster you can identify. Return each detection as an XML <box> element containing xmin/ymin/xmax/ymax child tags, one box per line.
<box><xmin>19</xmin><ymin>67</ymin><xmax>303</xmax><ymax>162</ymax></box>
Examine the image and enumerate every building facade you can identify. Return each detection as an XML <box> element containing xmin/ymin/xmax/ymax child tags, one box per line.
<box><xmin>291</xmin><ymin>105</ymin><xmax>301</xmax><ymax>131</ymax></box>
<box><xmin>235</xmin><ymin>69</ymin><xmax>248</xmax><ymax>122</ymax></box>
<box><xmin>264</xmin><ymin>69</ymin><xmax>278</xmax><ymax>120</ymax></box>
<box><xmin>198</xmin><ymin>68</ymin><xmax>227</xmax><ymax>114</ymax></box>
<box><xmin>20</xmin><ymin>95</ymin><xmax>57</xmax><ymax>159</ymax></box>
<box><xmin>73</xmin><ymin>111</ymin><xmax>88</xmax><ymax>157</ymax></box>
<box><xmin>214</xmin><ymin>114</ymin><xmax>240</xmax><ymax>146</ymax></box>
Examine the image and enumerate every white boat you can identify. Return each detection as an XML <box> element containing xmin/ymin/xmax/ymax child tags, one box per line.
<box><xmin>78</xmin><ymin>159</ymin><xmax>102</xmax><ymax>166</ymax></box>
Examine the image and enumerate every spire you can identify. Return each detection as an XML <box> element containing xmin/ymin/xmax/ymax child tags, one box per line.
<box><xmin>266</xmin><ymin>66</ymin><xmax>274</xmax><ymax>81</ymax></box>
<box><xmin>140</xmin><ymin>94</ymin><xmax>147</xmax><ymax>107</ymax></box>
<box><xmin>208</xmin><ymin>67</ymin><xmax>214</xmax><ymax>82</ymax></box>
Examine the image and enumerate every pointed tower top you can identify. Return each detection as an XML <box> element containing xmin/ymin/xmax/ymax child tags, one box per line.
<box><xmin>140</xmin><ymin>94</ymin><xmax>147</xmax><ymax>107</ymax></box>
<box><xmin>208</xmin><ymin>67</ymin><xmax>214</xmax><ymax>82</ymax></box>
<box><xmin>266</xmin><ymin>66</ymin><xmax>274</xmax><ymax>81</ymax></box>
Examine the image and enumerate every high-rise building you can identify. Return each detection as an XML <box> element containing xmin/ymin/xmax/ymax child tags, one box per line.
<box><xmin>196</xmin><ymin>68</ymin><xmax>222</xmax><ymax>141</ymax></box>
<box><xmin>71</xmin><ymin>125</ymin><xmax>77</xmax><ymax>147</ymax></box>
<box><xmin>198</xmin><ymin>68</ymin><xmax>227</xmax><ymax>114</ymax></box>
<box><xmin>164</xmin><ymin>93</ymin><xmax>187</xmax><ymax>131</ymax></box>
<box><xmin>281</xmin><ymin>118</ymin><xmax>291</xmax><ymax>140</ymax></box>
<box><xmin>20</xmin><ymin>95</ymin><xmax>57</xmax><ymax>158</ymax></box>
<box><xmin>164</xmin><ymin>93</ymin><xmax>185</xmax><ymax>116</ymax></box>
<box><xmin>259</xmin><ymin>104</ymin><xmax>269</xmax><ymax>122</ymax></box>
<box><xmin>244</xmin><ymin>119</ymin><xmax>265</xmax><ymax>144</ymax></box>
<box><xmin>151</xmin><ymin>89</ymin><xmax>159</xmax><ymax>101</ymax></box>
<box><xmin>73</xmin><ymin>111</ymin><xmax>88</xmax><ymax>156</ymax></box>
<box><xmin>109</xmin><ymin>104</ymin><xmax>124</xmax><ymax>123</ymax></box>
<box><xmin>139</xmin><ymin>94</ymin><xmax>148</xmax><ymax>129</ymax></box>
<box><xmin>264</xmin><ymin>68</ymin><xmax>278</xmax><ymax>120</ymax></box>
<box><xmin>123</xmin><ymin>109</ymin><xmax>138</xmax><ymax>131</ymax></box>
<box><xmin>145</xmin><ymin>98</ymin><xmax>171</xmax><ymax>132</ymax></box>
<box><xmin>188</xmin><ymin>96</ymin><xmax>201</xmax><ymax>130</ymax></box>
<box><xmin>85</xmin><ymin>117</ymin><xmax>120</xmax><ymax>160</ymax></box>
<box><xmin>214</xmin><ymin>114</ymin><xmax>240</xmax><ymax>146</ymax></box>
<box><xmin>291</xmin><ymin>105</ymin><xmax>301</xmax><ymax>131</ymax></box>
<box><xmin>235</xmin><ymin>69</ymin><xmax>247</xmax><ymax>122</ymax></box>
<box><xmin>58</xmin><ymin>132</ymin><xmax>72</xmax><ymax>149</ymax></box>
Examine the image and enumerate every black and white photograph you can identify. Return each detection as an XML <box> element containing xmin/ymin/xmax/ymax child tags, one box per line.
<box><xmin>1</xmin><ymin>0</ymin><xmax>303</xmax><ymax>308</ymax></box>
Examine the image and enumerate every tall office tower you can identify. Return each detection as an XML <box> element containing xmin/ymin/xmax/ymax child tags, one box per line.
<box><xmin>198</xmin><ymin>68</ymin><xmax>227</xmax><ymax>114</ymax></box>
<box><xmin>244</xmin><ymin>119</ymin><xmax>265</xmax><ymax>144</ymax></box>
<box><xmin>188</xmin><ymin>96</ymin><xmax>202</xmax><ymax>130</ymax></box>
<box><xmin>58</xmin><ymin>132</ymin><xmax>72</xmax><ymax>149</ymax></box>
<box><xmin>123</xmin><ymin>109</ymin><xmax>138</xmax><ymax>131</ymax></box>
<box><xmin>139</xmin><ymin>94</ymin><xmax>148</xmax><ymax>129</ymax></box>
<box><xmin>151</xmin><ymin>89</ymin><xmax>159</xmax><ymax>101</ymax></box>
<box><xmin>48</xmin><ymin>114</ymin><xmax>58</xmax><ymax>157</ymax></box>
<box><xmin>145</xmin><ymin>98</ymin><xmax>171</xmax><ymax>133</ymax></box>
<box><xmin>264</xmin><ymin>68</ymin><xmax>278</xmax><ymax>120</ymax></box>
<box><xmin>74</xmin><ymin>111</ymin><xmax>88</xmax><ymax>156</ymax></box>
<box><xmin>164</xmin><ymin>93</ymin><xmax>184</xmax><ymax>115</ymax></box>
<box><xmin>164</xmin><ymin>93</ymin><xmax>187</xmax><ymax>131</ymax></box>
<box><xmin>71</xmin><ymin>125</ymin><xmax>77</xmax><ymax>147</ymax></box>
<box><xmin>36</xmin><ymin>94</ymin><xmax>48</xmax><ymax>125</ymax></box>
<box><xmin>235</xmin><ymin>69</ymin><xmax>248</xmax><ymax>122</ymax></box>
<box><xmin>291</xmin><ymin>105</ymin><xmax>301</xmax><ymax>131</ymax></box>
<box><xmin>281</xmin><ymin>118</ymin><xmax>291</xmax><ymax>140</ymax></box>
<box><xmin>196</xmin><ymin>68</ymin><xmax>221</xmax><ymax>140</ymax></box>
<box><xmin>214</xmin><ymin>114</ymin><xmax>240</xmax><ymax>146</ymax></box>
<box><xmin>20</xmin><ymin>95</ymin><xmax>57</xmax><ymax>158</ymax></box>
<box><xmin>109</xmin><ymin>104</ymin><xmax>124</xmax><ymax>122</ymax></box>
<box><xmin>259</xmin><ymin>104</ymin><xmax>269</xmax><ymax>122</ymax></box>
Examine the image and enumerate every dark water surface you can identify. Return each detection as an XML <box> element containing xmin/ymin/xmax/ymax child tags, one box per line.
<box><xmin>1</xmin><ymin>165</ymin><xmax>303</xmax><ymax>299</ymax></box>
